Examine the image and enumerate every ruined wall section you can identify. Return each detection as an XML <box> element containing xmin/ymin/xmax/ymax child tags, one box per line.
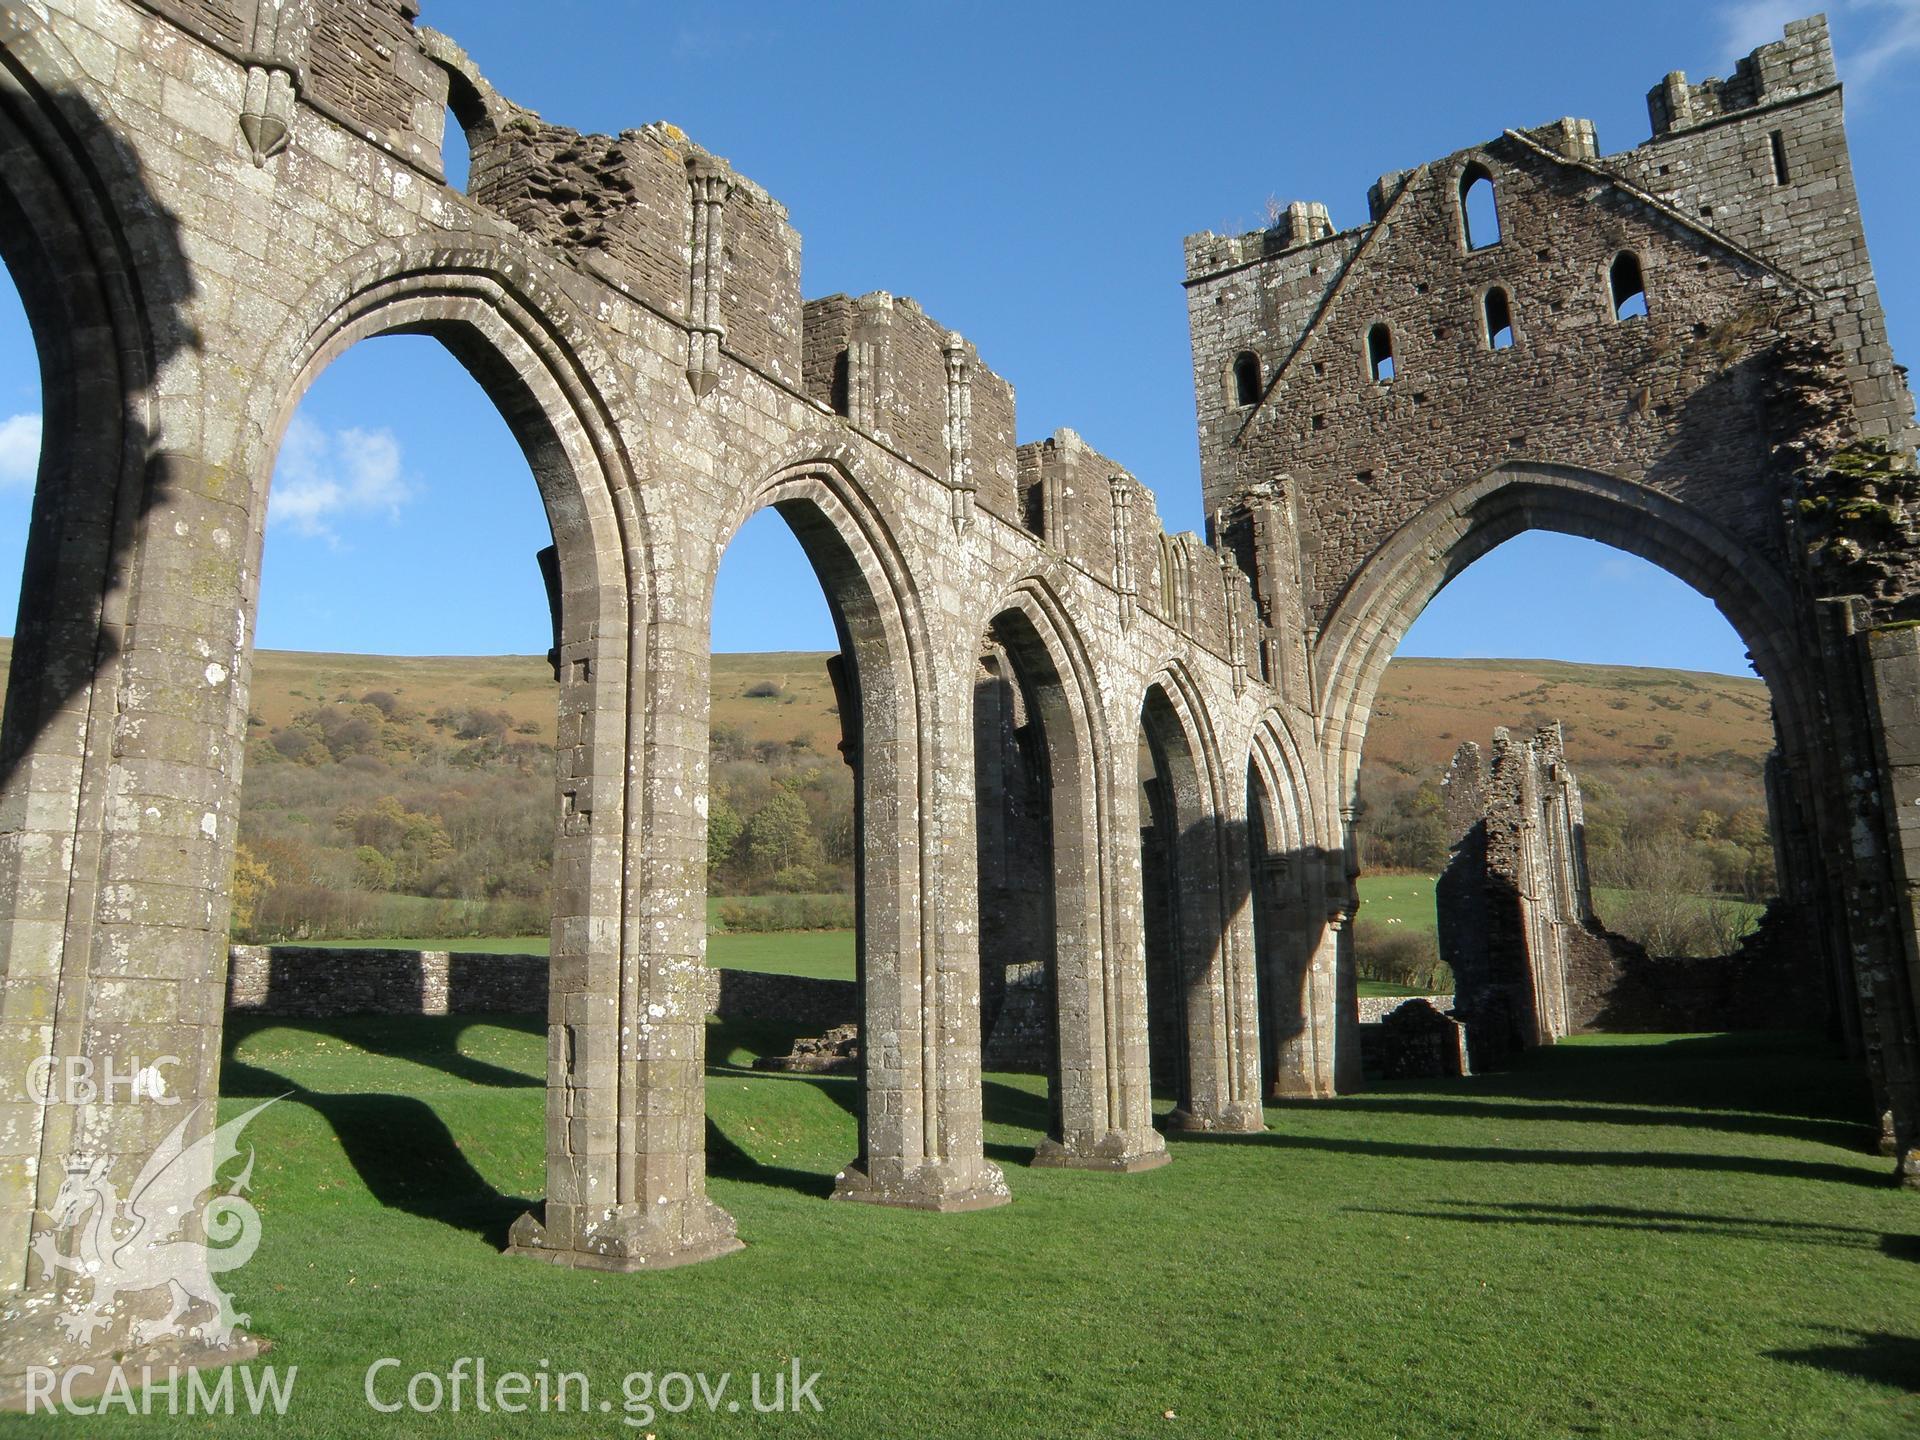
<box><xmin>1441</xmin><ymin>724</ymin><xmax>1596</xmax><ymax>1062</ymax></box>
<box><xmin>1226</xmin><ymin>145</ymin><xmax>1806</xmax><ymax>625</ymax></box>
<box><xmin>1623</xmin><ymin>18</ymin><xmax>1911</xmax><ymax>443</ymax></box>
<box><xmin>799</xmin><ymin>292</ymin><xmax>1018</xmax><ymax>520</ymax></box>
<box><xmin>1184</xmin><ymin>203</ymin><xmax>1357</xmax><ymax>502</ymax></box>
<box><xmin>145</xmin><ymin>0</ymin><xmax>250</xmax><ymax>45</ymax></box>
<box><xmin>1185</xmin><ymin>16</ymin><xmax>1915</xmax><ymax>634</ymax></box>
<box><xmin>468</xmin><ymin>119</ymin><xmax>801</xmax><ymax>384</ymax></box>
<box><xmin>469</xmin><ymin>120</ymin><xmax>692</xmax><ymax>322</ymax></box>
<box><xmin>304</xmin><ymin>0</ymin><xmax>443</xmax><ymax>162</ymax></box>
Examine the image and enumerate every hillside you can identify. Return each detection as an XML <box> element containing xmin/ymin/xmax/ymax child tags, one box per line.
<box><xmin>0</xmin><ymin>642</ymin><xmax>1775</xmax><ymax>953</ymax></box>
<box><xmin>1365</xmin><ymin>657</ymin><xmax>1771</xmax><ymax>770</ymax></box>
<box><xmin>0</xmin><ymin>641</ymin><xmax>1772</xmax><ymax>775</ymax></box>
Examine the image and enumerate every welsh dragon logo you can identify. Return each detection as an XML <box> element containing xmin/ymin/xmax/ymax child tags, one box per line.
<box><xmin>32</xmin><ymin>1099</ymin><xmax>279</xmax><ymax>1348</ymax></box>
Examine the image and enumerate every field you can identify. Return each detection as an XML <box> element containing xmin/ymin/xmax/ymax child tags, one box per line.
<box><xmin>1366</xmin><ymin>656</ymin><xmax>1771</xmax><ymax>768</ymax></box>
<box><xmin>1355</xmin><ymin>874</ymin><xmax>1766</xmax><ymax>944</ymax></box>
<box><xmin>20</xmin><ymin>1018</ymin><xmax>1911</xmax><ymax>1437</ymax></box>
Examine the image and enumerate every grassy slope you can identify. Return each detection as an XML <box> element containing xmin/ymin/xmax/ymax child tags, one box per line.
<box><xmin>0</xmin><ymin>640</ymin><xmax>1768</xmax><ymax>778</ymax></box>
<box><xmin>1367</xmin><ymin>656</ymin><xmax>1771</xmax><ymax>769</ymax></box>
<box><xmin>49</xmin><ymin>1019</ymin><xmax>1907</xmax><ymax>1438</ymax></box>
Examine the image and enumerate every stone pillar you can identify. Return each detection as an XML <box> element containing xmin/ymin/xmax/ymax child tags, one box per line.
<box><xmin>831</xmin><ymin>639</ymin><xmax>1006</xmax><ymax>1212</ymax></box>
<box><xmin>1030</xmin><ymin>694</ymin><xmax>1168</xmax><ymax>1173</ymax></box>
<box><xmin>1214</xmin><ymin>789</ymin><xmax>1266</xmax><ymax>1130</ymax></box>
<box><xmin>508</xmin><ymin>604</ymin><xmax>741</xmax><ymax>1269</ymax></box>
<box><xmin>1330</xmin><ymin>804</ymin><xmax>1365</xmax><ymax>1093</ymax></box>
<box><xmin>0</xmin><ymin>446</ymin><xmax>262</xmax><ymax>1386</ymax></box>
<box><xmin>1859</xmin><ymin>622</ymin><xmax>1920</xmax><ymax>1183</ymax></box>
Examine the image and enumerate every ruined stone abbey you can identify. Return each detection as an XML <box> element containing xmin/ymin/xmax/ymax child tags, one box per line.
<box><xmin>2</xmin><ymin>0</ymin><xmax>1917</xmax><ymax>1382</ymax></box>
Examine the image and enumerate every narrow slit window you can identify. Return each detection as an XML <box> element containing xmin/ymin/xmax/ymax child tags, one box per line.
<box><xmin>1367</xmin><ymin>323</ymin><xmax>1395</xmax><ymax>382</ymax></box>
<box><xmin>1769</xmin><ymin>129</ymin><xmax>1791</xmax><ymax>185</ymax></box>
<box><xmin>1460</xmin><ymin>164</ymin><xmax>1500</xmax><ymax>250</ymax></box>
<box><xmin>1610</xmin><ymin>252</ymin><xmax>1647</xmax><ymax>321</ymax></box>
<box><xmin>442</xmin><ymin>106</ymin><xmax>470</xmax><ymax>191</ymax></box>
<box><xmin>1484</xmin><ymin>287</ymin><xmax>1514</xmax><ymax>350</ymax></box>
<box><xmin>1232</xmin><ymin>351</ymin><xmax>1261</xmax><ymax>407</ymax></box>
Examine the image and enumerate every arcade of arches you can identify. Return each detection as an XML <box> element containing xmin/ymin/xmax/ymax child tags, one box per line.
<box><xmin>1</xmin><ymin>0</ymin><xmax>1918</xmax><ymax>1385</ymax></box>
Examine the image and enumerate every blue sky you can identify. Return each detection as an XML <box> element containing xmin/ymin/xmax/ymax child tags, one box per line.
<box><xmin>0</xmin><ymin>1</ymin><xmax>1914</xmax><ymax>673</ymax></box>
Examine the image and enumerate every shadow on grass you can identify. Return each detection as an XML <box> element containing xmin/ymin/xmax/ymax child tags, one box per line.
<box><xmin>704</xmin><ymin>1119</ymin><xmax>836</xmax><ymax>1199</ymax></box>
<box><xmin>224</xmin><ymin>1054</ymin><xmax>534</xmax><ymax>1247</ymax></box>
<box><xmin>1768</xmin><ymin>1328</ymin><xmax>1920</xmax><ymax>1393</ymax></box>
<box><xmin>1178</xmin><ymin>1126</ymin><xmax>1882</xmax><ymax>1188</ymax></box>
<box><xmin>1285</xmin><ymin>1096</ymin><xmax>1874</xmax><ymax>1152</ymax></box>
<box><xmin>1353</xmin><ymin>1199</ymin><xmax>1918</xmax><ymax>1251</ymax></box>
<box><xmin>1423</xmin><ymin>1032</ymin><xmax>1871</xmax><ymax>1126</ymax></box>
<box><xmin>225</xmin><ymin>1012</ymin><xmax>543</xmax><ymax>1090</ymax></box>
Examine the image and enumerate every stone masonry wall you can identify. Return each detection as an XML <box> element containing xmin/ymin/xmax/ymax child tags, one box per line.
<box><xmin>226</xmin><ymin>947</ymin><xmax>860</xmax><ymax>1030</ymax></box>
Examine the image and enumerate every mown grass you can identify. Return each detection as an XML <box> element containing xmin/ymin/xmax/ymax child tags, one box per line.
<box><xmin>31</xmin><ymin>1020</ymin><xmax>1912</xmax><ymax>1437</ymax></box>
<box><xmin>1358</xmin><ymin>874</ymin><xmax>1768</xmax><ymax>945</ymax></box>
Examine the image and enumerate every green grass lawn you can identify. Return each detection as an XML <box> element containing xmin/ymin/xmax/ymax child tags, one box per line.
<box><xmin>43</xmin><ymin>1021</ymin><xmax>1911</xmax><ymax>1437</ymax></box>
<box><xmin>1356</xmin><ymin>872</ymin><xmax>1439</xmax><ymax>929</ymax></box>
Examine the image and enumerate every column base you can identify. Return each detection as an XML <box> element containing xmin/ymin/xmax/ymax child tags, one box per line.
<box><xmin>0</xmin><ymin>1313</ymin><xmax>266</xmax><ymax>1412</ymax></box>
<box><xmin>1896</xmin><ymin>1146</ymin><xmax>1920</xmax><ymax>1190</ymax></box>
<box><xmin>1031</xmin><ymin>1131</ymin><xmax>1170</xmax><ymax>1173</ymax></box>
<box><xmin>831</xmin><ymin>1158</ymin><xmax>1011</xmax><ymax>1212</ymax></box>
<box><xmin>1164</xmin><ymin>1100</ymin><xmax>1266</xmax><ymax>1134</ymax></box>
<box><xmin>506</xmin><ymin>1199</ymin><xmax>744</xmax><ymax>1272</ymax></box>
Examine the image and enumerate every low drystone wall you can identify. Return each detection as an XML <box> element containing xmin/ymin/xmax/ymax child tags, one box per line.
<box><xmin>226</xmin><ymin>945</ymin><xmax>857</xmax><ymax>1030</ymax></box>
<box><xmin>1356</xmin><ymin>993</ymin><xmax>1453</xmax><ymax>1024</ymax></box>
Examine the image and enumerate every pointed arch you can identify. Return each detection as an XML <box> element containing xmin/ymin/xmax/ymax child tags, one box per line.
<box><xmin>706</xmin><ymin>445</ymin><xmax>1005</xmax><ymax>1209</ymax></box>
<box><xmin>1136</xmin><ymin>658</ymin><xmax>1262</xmax><ymax>1130</ymax></box>
<box><xmin>985</xmin><ymin>575</ymin><xmax>1164</xmax><ymax>1169</ymax></box>
<box><xmin>1313</xmin><ymin>460</ymin><xmax>1813</xmax><ymax>827</ymax></box>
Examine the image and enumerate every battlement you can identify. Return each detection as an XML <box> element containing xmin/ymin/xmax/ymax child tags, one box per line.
<box><xmin>1647</xmin><ymin>13</ymin><xmax>1837</xmax><ymax>136</ymax></box>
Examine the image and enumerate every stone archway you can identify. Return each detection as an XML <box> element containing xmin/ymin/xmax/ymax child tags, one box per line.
<box><xmin>247</xmin><ymin>261</ymin><xmax>697</xmax><ymax>1271</ymax></box>
<box><xmin>1246</xmin><ymin>712</ymin><xmax>1340</xmax><ymax>1099</ymax></box>
<box><xmin>1137</xmin><ymin>663</ymin><xmax>1263</xmax><ymax>1132</ymax></box>
<box><xmin>701</xmin><ymin>454</ymin><xmax>1010</xmax><ymax>1214</ymax></box>
<box><xmin>979</xmin><ymin>579</ymin><xmax>1165</xmax><ymax>1171</ymax></box>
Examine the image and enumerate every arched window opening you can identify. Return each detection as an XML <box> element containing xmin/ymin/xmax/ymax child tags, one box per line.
<box><xmin>1350</xmin><ymin>531</ymin><xmax>1775</xmax><ymax>1060</ymax></box>
<box><xmin>1610</xmin><ymin>252</ymin><xmax>1647</xmax><ymax>321</ymax></box>
<box><xmin>0</xmin><ymin>262</ymin><xmax>41</xmax><ymax>638</ymax></box>
<box><xmin>1460</xmin><ymin>164</ymin><xmax>1500</xmax><ymax>250</ymax></box>
<box><xmin>1484</xmin><ymin>287</ymin><xmax>1514</xmax><ymax>351</ymax></box>
<box><xmin>1232</xmin><ymin>351</ymin><xmax>1262</xmax><ymax>407</ymax></box>
<box><xmin>250</xmin><ymin>334</ymin><xmax>557</xmax><ymax>947</ymax></box>
<box><xmin>1367</xmin><ymin>323</ymin><xmax>1395</xmax><ymax>383</ymax></box>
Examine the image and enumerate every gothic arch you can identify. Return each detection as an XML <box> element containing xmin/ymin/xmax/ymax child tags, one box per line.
<box><xmin>1136</xmin><ymin>658</ymin><xmax>1262</xmax><ymax>1129</ymax></box>
<box><xmin>249</xmin><ymin>257</ymin><xmax>651</xmax><ymax>1242</ymax></box>
<box><xmin>1313</xmin><ymin>462</ymin><xmax>1815</xmax><ymax>809</ymax></box>
<box><xmin>983</xmin><ymin>575</ymin><xmax>1163</xmax><ymax>1169</ymax></box>
<box><xmin>708</xmin><ymin>451</ymin><xmax>1004</xmax><ymax>1208</ymax></box>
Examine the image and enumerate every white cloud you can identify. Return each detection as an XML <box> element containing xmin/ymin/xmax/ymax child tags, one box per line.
<box><xmin>1720</xmin><ymin>0</ymin><xmax>1806</xmax><ymax>57</ymax></box>
<box><xmin>0</xmin><ymin>412</ymin><xmax>41</xmax><ymax>486</ymax></box>
<box><xmin>269</xmin><ymin>414</ymin><xmax>412</xmax><ymax>540</ymax></box>
<box><xmin>1719</xmin><ymin>0</ymin><xmax>1920</xmax><ymax>94</ymax></box>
